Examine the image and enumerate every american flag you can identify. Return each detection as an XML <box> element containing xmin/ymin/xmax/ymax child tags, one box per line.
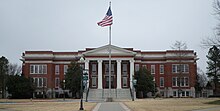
<box><xmin>97</xmin><ymin>7</ymin><xmax>113</xmax><ymax>27</ymax></box>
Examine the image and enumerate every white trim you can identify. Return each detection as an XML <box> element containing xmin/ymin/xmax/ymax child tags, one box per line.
<box><xmin>141</xmin><ymin>61</ymin><xmax>166</xmax><ymax>64</ymax></box>
<box><xmin>166</xmin><ymin>60</ymin><xmax>194</xmax><ymax>63</ymax></box>
<box><xmin>53</xmin><ymin>62</ymin><xmax>71</xmax><ymax>64</ymax></box>
<box><xmin>26</xmin><ymin>61</ymin><xmax>53</xmax><ymax>63</ymax></box>
<box><xmin>83</xmin><ymin>44</ymin><xmax>136</xmax><ymax>56</ymax></box>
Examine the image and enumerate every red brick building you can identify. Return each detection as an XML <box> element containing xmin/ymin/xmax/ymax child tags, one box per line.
<box><xmin>21</xmin><ymin>45</ymin><xmax>198</xmax><ymax>98</ymax></box>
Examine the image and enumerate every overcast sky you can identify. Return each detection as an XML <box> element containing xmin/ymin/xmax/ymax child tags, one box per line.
<box><xmin>0</xmin><ymin>0</ymin><xmax>218</xmax><ymax>72</ymax></box>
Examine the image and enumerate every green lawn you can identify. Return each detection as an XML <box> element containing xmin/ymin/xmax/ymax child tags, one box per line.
<box><xmin>206</xmin><ymin>99</ymin><xmax>220</xmax><ymax>105</ymax></box>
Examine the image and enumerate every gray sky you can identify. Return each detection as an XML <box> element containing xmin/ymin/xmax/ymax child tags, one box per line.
<box><xmin>0</xmin><ymin>0</ymin><xmax>217</xmax><ymax>72</ymax></box>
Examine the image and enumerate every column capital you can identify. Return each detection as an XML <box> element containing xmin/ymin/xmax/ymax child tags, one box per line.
<box><xmin>84</xmin><ymin>59</ymin><xmax>89</xmax><ymax>63</ymax></box>
<box><xmin>98</xmin><ymin>60</ymin><xmax>103</xmax><ymax>63</ymax></box>
<box><xmin>129</xmin><ymin>60</ymin><xmax>134</xmax><ymax>63</ymax></box>
<box><xmin>117</xmin><ymin>59</ymin><xmax>121</xmax><ymax>63</ymax></box>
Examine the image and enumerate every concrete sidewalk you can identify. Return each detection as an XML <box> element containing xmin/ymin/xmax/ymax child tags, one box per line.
<box><xmin>92</xmin><ymin>102</ymin><xmax>131</xmax><ymax>111</ymax></box>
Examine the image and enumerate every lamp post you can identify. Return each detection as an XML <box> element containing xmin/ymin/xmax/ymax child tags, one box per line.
<box><xmin>63</xmin><ymin>79</ymin><xmax>65</xmax><ymax>101</ymax></box>
<box><xmin>79</xmin><ymin>57</ymin><xmax>84</xmax><ymax>111</ymax></box>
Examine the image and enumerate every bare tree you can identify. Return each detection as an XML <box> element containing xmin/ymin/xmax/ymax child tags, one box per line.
<box><xmin>201</xmin><ymin>34</ymin><xmax>220</xmax><ymax>48</ymax></box>
<box><xmin>171</xmin><ymin>41</ymin><xmax>188</xmax><ymax>98</ymax></box>
<box><xmin>197</xmin><ymin>68</ymin><xmax>208</xmax><ymax>88</ymax></box>
<box><xmin>201</xmin><ymin>0</ymin><xmax>220</xmax><ymax>48</ymax></box>
<box><xmin>8</xmin><ymin>63</ymin><xmax>22</xmax><ymax>75</ymax></box>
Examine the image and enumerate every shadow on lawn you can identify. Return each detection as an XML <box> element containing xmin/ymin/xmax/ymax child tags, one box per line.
<box><xmin>205</xmin><ymin>100</ymin><xmax>220</xmax><ymax>105</ymax></box>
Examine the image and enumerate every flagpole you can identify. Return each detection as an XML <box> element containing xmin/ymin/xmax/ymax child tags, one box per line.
<box><xmin>108</xmin><ymin>1</ymin><xmax>112</xmax><ymax>99</ymax></box>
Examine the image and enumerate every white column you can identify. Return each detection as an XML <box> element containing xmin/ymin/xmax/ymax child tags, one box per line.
<box><xmin>117</xmin><ymin>60</ymin><xmax>122</xmax><ymax>89</ymax></box>
<box><xmin>84</xmin><ymin>60</ymin><xmax>89</xmax><ymax>89</ymax></box>
<box><xmin>98</xmin><ymin>60</ymin><xmax>103</xmax><ymax>89</ymax></box>
<box><xmin>130</xmin><ymin>59</ymin><xmax>134</xmax><ymax>88</ymax></box>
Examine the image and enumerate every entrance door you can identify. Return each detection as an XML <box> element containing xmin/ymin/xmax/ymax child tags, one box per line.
<box><xmin>103</xmin><ymin>62</ymin><xmax>116</xmax><ymax>89</ymax></box>
<box><xmin>105</xmin><ymin>76</ymin><xmax>114</xmax><ymax>88</ymax></box>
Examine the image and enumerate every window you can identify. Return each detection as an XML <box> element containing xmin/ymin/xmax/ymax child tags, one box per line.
<box><xmin>173</xmin><ymin>91</ymin><xmax>177</xmax><ymax>97</ymax></box>
<box><xmin>151</xmin><ymin>65</ymin><xmax>155</xmax><ymax>74</ymax></box>
<box><xmin>160</xmin><ymin>65</ymin><xmax>164</xmax><ymax>74</ymax></box>
<box><xmin>182</xmin><ymin>91</ymin><xmax>185</xmax><ymax>97</ymax></box>
<box><xmin>160</xmin><ymin>77</ymin><xmax>164</xmax><ymax>87</ymax></box>
<box><xmin>55</xmin><ymin>78</ymin><xmax>59</xmax><ymax>88</ymax></box>
<box><xmin>92</xmin><ymin>77</ymin><xmax>97</xmax><ymax>87</ymax></box>
<box><xmin>123</xmin><ymin>77</ymin><xmax>128</xmax><ymax>87</ymax></box>
<box><xmin>30</xmin><ymin>65</ymin><xmax>47</xmax><ymax>74</ymax></box>
<box><xmin>185</xmin><ymin>65</ymin><xmax>189</xmax><ymax>73</ymax></box>
<box><xmin>30</xmin><ymin>65</ymin><xmax>34</xmax><ymax>73</ymax></box>
<box><xmin>55</xmin><ymin>65</ymin><xmax>59</xmax><ymax>75</ymax></box>
<box><xmin>33</xmin><ymin>77</ymin><xmax>47</xmax><ymax>87</ymax></box>
<box><xmin>111</xmin><ymin>64</ymin><xmax>115</xmax><ymax>72</ymax></box>
<box><xmin>186</xmin><ymin>91</ymin><xmax>189</xmax><ymax>96</ymax></box>
<box><xmin>172</xmin><ymin>77</ymin><xmax>189</xmax><ymax>87</ymax></box>
<box><xmin>135</xmin><ymin>64</ymin><xmax>140</xmax><ymax>71</ymax></box>
<box><xmin>92</xmin><ymin>64</ymin><xmax>97</xmax><ymax>75</ymax></box>
<box><xmin>180</xmin><ymin>77</ymin><xmax>189</xmax><ymax>87</ymax></box>
<box><xmin>172</xmin><ymin>77</ymin><xmax>178</xmax><ymax>87</ymax></box>
<box><xmin>104</xmin><ymin>63</ymin><xmax>115</xmax><ymax>75</ymax></box>
<box><xmin>64</xmin><ymin>65</ymin><xmax>68</xmax><ymax>75</ymax></box>
<box><xmin>185</xmin><ymin>77</ymin><xmax>189</xmax><ymax>86</ymax></box>
<box><xmin>122</xmin><ymin>63</ymin><xmax>128</xmax><ymax>76</ymax></box>
<box><xmin>181</xmin><ymin>77</ymin><xmax>184</xmax><ymax>86</ymax></box>
<box><xmin>39</xmin><ymin>65</ymin><xmax>43</xmax><ymax>74</ymax></box>
<box><xmin>172</xmin><ymin>64</ymin><xmax>189</xmax><ymax>73</ymax></box>
<box><xmin>43</xmin><ymin>65</ymin><xmax>47</xmax><ymax>74</ymax></box>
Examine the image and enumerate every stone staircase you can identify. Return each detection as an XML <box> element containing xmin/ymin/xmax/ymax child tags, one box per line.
<box><xmin>84</xmin><ymin>89</ymin><xmax>133</xmax><ymax>100</ymax></box>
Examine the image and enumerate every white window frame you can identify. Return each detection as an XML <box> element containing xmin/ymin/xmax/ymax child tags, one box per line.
<box><xmin>64</xmin><ymin>65</ymin><xmax>68</xmax><ymax>75</ymax></box>
<box><xmin>30</xmin><ymin>64</ymin><xmax>47</xmax><ymax>74</ymax></box>
<box><xmin>135</xmin><ymin>64</ymin><xmax>140</xmax><ymax>71</ymax></box>
<box><xmin>172</xmin><ymin>64</ymin><xmax>189</xmax><ymax>73</ymax></box>
<box><xmin>160</xmin><ymin>65</ymin><xmax>164</xmax><ymax>74</ymax></box>
<box><xmin>92</xmin><ymin>64</ymin><xmax>97</xmax><ymax>75</ymax></box>
<box><xmin>122</xmin><ymin>77</ymin><xmax>128</xmax><ymax>87</ymax></box>
<box><xmin>180</xmin><ymin>77</ymin><xmax>189</xmax><ymax>87</ymax></box>
<box><xmin>172</xmin><ymin>77</ymin><xmax>178</xmax><ymax>87</ymax></box>
<box><xmin>151</xmin><ymin>65</ymin><xmax>155</xmax><ymax>74</ymax></box>
<box><xmin>55</xmin><ymin>77</ymin><xmax>60</xmax><ymax>88</ymax></box>
<box><xmin>160</xmin><ymin>77</ymin><xmax>164</xmax><ymax>87</ymax></box>
<box><xmin>122</xmin><ymin>63</ymin><xmax>128</xmax><ymax>76</ymax></box>
<box><xmin>55</xmin><ymin>65</ymin><xmax>60</xmax><ymax>75</ymax></box>
<box><xmin>91</xmin><ymin>77</ymin><xmax>97</xmax><ymax>87</ymax></box>
<box><xmin>33</xmin><ymin>77</ymin><xmax>47</xmax><ymax>88</ymax></box>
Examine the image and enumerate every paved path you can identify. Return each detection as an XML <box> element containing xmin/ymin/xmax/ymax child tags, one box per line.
<box><xmin>92</xmin><ymin>102</ymin><xmax>131</xmax><ymax>111</ymax></box>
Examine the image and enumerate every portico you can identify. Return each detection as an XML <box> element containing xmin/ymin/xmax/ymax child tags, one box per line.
<box><xmin>82</xmin><ymin>45</ymin><xmax>136</xmax><ymax>90</ymax></box>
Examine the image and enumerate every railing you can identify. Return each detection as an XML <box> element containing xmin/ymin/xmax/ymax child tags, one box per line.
<box><xmin>130</xmin><ymin>87</ymin><xmax>134</xmax><ymax>101</ymax></box>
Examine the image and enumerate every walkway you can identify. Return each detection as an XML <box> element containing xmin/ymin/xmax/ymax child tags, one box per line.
<box><xmin>92</xmin><ymin>102</ymin><xmax>131</xmax><ymax>111</ymax></box>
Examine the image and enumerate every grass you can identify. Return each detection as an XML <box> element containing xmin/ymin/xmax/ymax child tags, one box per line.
<box><xmin>0</xmin><ymin>98</ymin><xmax>220</xmax><ymax>111</ymax></box>
<box><xmin>0</xmin><ymin>99</ymin><xmax>97</xmax><ymax>111</ymax></box>
<box><xmin>206</xmin><ymin>99</ymin><xmax>220</xmax><ymax>105</ymax></box>
<box><xmin>124</xmin><ymin>98</ymin><xmax>220</xmax><ymax>111</ymax></box>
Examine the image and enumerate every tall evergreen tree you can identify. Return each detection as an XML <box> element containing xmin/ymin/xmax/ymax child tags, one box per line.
<box><xmin>206</xmin><ymin>45</ymin><xmax>220</xmax><ymax>94</ymax></box>
<box><xmin>65</xmin><ymin>61</ymin><xmax>82</xmax><ymax>98</ymax></box>
<box><xmin>134</xmin><ymin>67</ymin><xmax>154</xmax><ymax>98</ymax></box>
<box><xmin>0</xmin><ymin>56</ymin><xmax>9</xmax><ymax>98</ymax></box>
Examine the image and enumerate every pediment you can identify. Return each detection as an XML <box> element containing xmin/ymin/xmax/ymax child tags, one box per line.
<box><xmin>82</xmin><ymin>45</ymin><xmax>136</xmax><ymax>56</ymax></box>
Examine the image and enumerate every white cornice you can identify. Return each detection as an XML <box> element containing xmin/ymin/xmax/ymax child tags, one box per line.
<box><xmin>82</xmin><ymin>45</ymin><xmax>136</xmax><ymax>56</ymax></box>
